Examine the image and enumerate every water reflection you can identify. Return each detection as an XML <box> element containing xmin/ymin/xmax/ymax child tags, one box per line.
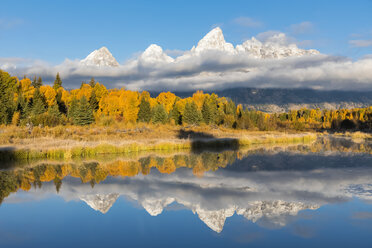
<box><xmin>1</xmin><ymin>136</ymin><xmax>372</xmax><ymax>233</ymax></box>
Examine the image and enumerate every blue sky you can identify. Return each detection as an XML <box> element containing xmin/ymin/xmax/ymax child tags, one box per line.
<box><xmin>1</xmin><ymin>0</ymin><xmax>372</xmax><ymax>64</ymax></box>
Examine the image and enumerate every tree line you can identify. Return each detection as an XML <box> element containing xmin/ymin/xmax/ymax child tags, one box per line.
<box><xmin>0</xmin><ymin>69</ymin><xmax>371</xmax><ymax>131</ymax></box>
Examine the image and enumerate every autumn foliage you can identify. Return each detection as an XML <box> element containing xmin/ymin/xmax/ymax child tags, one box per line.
<box><xmin>0</xmin><ymin>69</ymin><xmax>371</xmax><ymax>131</ymax></box>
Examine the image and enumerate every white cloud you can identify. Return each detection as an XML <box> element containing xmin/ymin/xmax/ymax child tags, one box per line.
<box><xmin>1</xmin><ymin>30</ymin><xmax>372</xmax><ymax>91</ymax></box>
<box><xmin>233</xmin><ymin>17</ymin><xmax>263</xmax><ymax>28</ymax></box>
<box><xmin>349</xmin><ymin>39</ymin><xmax>372</xmax><ymax>47</ymax></box>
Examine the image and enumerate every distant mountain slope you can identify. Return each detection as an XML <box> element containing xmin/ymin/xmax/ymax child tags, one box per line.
<box><xmin>152</xmin><ymin>88</ymin><xmax>372</xmax><ymax>112</ymax></box>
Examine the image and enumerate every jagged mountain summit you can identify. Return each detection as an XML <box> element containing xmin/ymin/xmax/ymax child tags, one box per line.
<box><xmin>236</xmin><ymin>34</ymin><xmax>319</xmax><ymax>58</ymax></box>
<box><xmin>80</xmin><ymin>27</ymin><xmax>320</xmax><ymax>68</ymax></box>
<box><xmin>80</xmin><ymin>46</ymin><xmax>119</xmax><ymax>67</ymax></box>
<box><xmin>139</xmin><ymin>44</ymin><xmax>175</xmax><ymax>64</ymax></box>
<box><xmin>191</xmin><ymin>27</ymin><xmax>236</xmax><ymax>54</ymax></box>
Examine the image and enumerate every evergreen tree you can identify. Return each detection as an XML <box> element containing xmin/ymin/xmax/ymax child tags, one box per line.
<box><xmin>53</xmin><ymin>72</ymin><xmax>62</xmax><ymax>90</ymax></box>
<box><xmin>137</xmin><ymin>97</ymin><xmax>151</xmax><ymax>123</ymax></box>
<box><xmin>73</xmin><ymin>96</ymin><xmax>94</xmax><ymax>125</ymax></box>
<box><xmin>31</xmin><ymin>76</ymin><xmax>37</xmax><ymax>88</ymax></box>
<box><xmin>68</xmin><ymin>97</ymin><xmax>79</xmax><ymax>120</ymax></box>
<box><xmin>183</xmin><ymin>102</ymin><xmax>202</xmax><ymax>125</ymax></box>
<box><xmin>202</xmin><ymin>98</ymin><xmax>217</xmax><ymax>124</ymax></box>
<box><xmin>48</xmin><ymin>104</ymin><xmax>61</xmax><ymax>117</ymax></box>
<box><xmin>0</xmin><ymin>70</ymin><xmax>17</xmax><ymax>124</ymax></box>
<box><xmin>152</xmin><ymin>104</ymin><xmax>168</xmax><ymax>124</ymax></box>
<box><xmin>15</xmin><ymin>94</ymin><xmax>27</xmax><ymax>118</ymax></box>
<box><xmin>170</xmin><ymin>103</ymin><xmax>182</xmax><ymax>125</ymax></box>
<box><xmin>32</xmin><ymin>76</ymin><xmax>43</xmax><ymax>88</ymax></box>
<box><xmin>89</xmin><ymin>90</ymin><xmax>99</xmax><ymax>111</ymax></box>
<box><xmin>89</xmin><ymin>77</ymin><xmax>96</xmax><ymax>88</ymax></box>
<box><xmin>31</xmin><ymin>89</ymin><xmax>46</xmax><ymax>116</ymax></box>
<box><xmin>36</xmin><ymin>76</ymin><xmax>43</xmax><ymax>88</ymax></box>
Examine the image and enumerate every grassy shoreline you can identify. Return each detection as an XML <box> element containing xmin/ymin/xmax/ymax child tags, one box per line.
<box><xmin>0</xmin><ymin>130</ymin><xmax>317</xmax><ymax>162</ymax></box>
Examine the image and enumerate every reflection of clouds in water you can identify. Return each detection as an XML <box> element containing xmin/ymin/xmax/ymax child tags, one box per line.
<box><xmin>6</xmin><ymin>161</ymin><xmax>372</xmax><ymax>232</ymax></box>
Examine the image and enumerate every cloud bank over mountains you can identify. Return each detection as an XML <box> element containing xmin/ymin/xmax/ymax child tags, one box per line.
<box><xmin>1</xmin><ymin>27</ymin><xmax>372</xmax><ymax>91</ymax></box>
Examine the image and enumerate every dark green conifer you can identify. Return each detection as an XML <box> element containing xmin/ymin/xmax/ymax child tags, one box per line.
<box><xmin>152</xmin><ymin>104</ymin><xmax>168</xmax><ymax>124</ymax></box>
<box><xmin>138</xmin><ymin>97</ymin><xmax>151</xmax><ymax>123</ymax></box>
<box><xmin>31</xmin><ymin>89</ymin><xmax>47</xmax><ymax>116</ymax></box>
<box><xmin>53</xmin><ymin>72</ymin><xmax>62</xmax><ymax>90</ymax></box>
<box><xmin>89</xmin><ymin>77</ymin><xmax>96</xmax><ymax>88</ymax></box>
<box><xmin>183</xmin><ymin>102</ymin><xmax>201</xmax><ymax>125</ymax></box>
<box><xmin>0</xmin><ymin>70</ymin><xmax>17</xmax><ymax>124</ymax></box>
<box><xmin>170</xmin><ymin>103</ymin><xmax>182</xmax><ymax>125</ymax></box>
<box><xmin>73</xmin><ymin>96</ymin><xmax>94</xmax><ymax>125</ymax></box>
<box><xmin>68</xmin><ymin>97</ymin><xmax>79</xmax><ymax>120</ymax></box>
<box><xmin>89</xmin><ymin>90</ymin><xmax>99</xmax><ymax>111</ymax></box>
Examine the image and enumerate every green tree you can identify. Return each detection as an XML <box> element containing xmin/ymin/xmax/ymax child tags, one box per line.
<box><xmin>138</xmin><ymin>97</ymin><xmax>151</xmax><ymax>123</ymax></box>
<box><xmin>0</xmin><ymin>70</ymin><xmax>17</xmax><ymax>124</ymax></box>
<box><xmin>48</xmin><ymin>104</ymin><xmax>61</xmax><ymax>117</ymax></box>
<box><xmin>53</xmin><ymin>72</ymin><xmax>62</xmax><ymax>90</ymax></box>
<box><xmin>183</xmin><ymin>102</ymin><xmax>202</xmax><ymax>125</ymax></box>
<box><xmin>68</xmin><ymin>97</ymin><xmax>79</xmax><ymax>120</ymax></box>
<box><xmin>89</xmin><ymin>77</ymin><xmax>96</xmax><ymax>88</ymax></box>
<box><xmin>73</xmin><ymin>96</ymin><xmax>94</xmax><ymax>125</ymax></box>
<box><xmin>152</xmin><ymin>104</ymin><xmax>168</xmax><ymax>124</ymax></box>
<box><xmin>170</xmin><ymin>102</ymin><xmax>182</xmax><ymax>125</ymax></box>
<box><xmin>89</xmin><ymin>90</ymin><xmax>99</xmax><ymax>111</ymax></box>
<box><xmin>202</xmin><ymin>97</ymin><xmax>217</xmax><ymax>124</ymax></box>
<box><xmin>32</xmin><ymin>76</ymin><xmax>43</xmax><ymax>88</ymax></box>
<box><xmin>31</xmin><ymin>89</ymin><xmax>47</xmax><ymax>116</ymax></box>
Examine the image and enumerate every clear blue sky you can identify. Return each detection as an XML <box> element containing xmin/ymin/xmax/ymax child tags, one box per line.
<box><xmin>0</xmin><ymin>0</ymin><xmax>371</xmax><ymax>64</ymax></box>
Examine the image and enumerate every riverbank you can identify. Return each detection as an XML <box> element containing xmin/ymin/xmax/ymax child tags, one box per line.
<box><xmin>0</xmin><ymin>125</ymin><xmax>318</xmax><ymax>161</ymax></box>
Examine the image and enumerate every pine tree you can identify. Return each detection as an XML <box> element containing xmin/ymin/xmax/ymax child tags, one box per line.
<box><xmin>68</xmin><ymin>97</ymin><xmax>79</xmax><ymax>120</ymax></box>
<box><xmin>152</xmin><ymin>104</ymin><xmax>168</xmax><ymax>124</ymax></box>
<box><xmin>202</xmin><ymin>99</ymin><xmax>217</xmax><ymax>124</ymax></box>
<box><xmin>32</xmin><ymin>76</ymin><xmax>42</xmax><ymax>88</ymax></box>
<box><xmin>48</xmin><ymin>104</ymin><xmax>61</xmax><ymax>117</ymax></box>
<box><xmin>36</xmin><ymin>76</ymin><xmax>43</xmax><ymax>88</ymax></box>
<box><xmin>73</xmin><ymin>96</ymin><xmax>94</xmax><ymax>125</ymax></box>
<box><xmin>138</xmin><ymin>97</ymin><xmax>151</xmax><ymax>123</ymax></box>
<box><xmin>170</xmin><ymin>103</ymin><xmax>182</xmax><ymax>125</ymax></box>
<box><xmin>31</xmin><ymin>76</ymin><xmax>37</xmax><ymax>88</ymax></box>
<box><xmin>183</xmin><ymin>102</ymin><xmax>202</xmax><ymax>125</ymax></box>
<box><xmin>89</xmin><ymin>77</ymin><xmax>96</xmax><ymax>88</ymax></box>
<box><xmin>89</xmin><ymin>90</ymin><xmax>99</xmax><ymax>111</ymax></box>
<box><xmin>53</xmin><ymin>72</ymin><xmax>62</xmax><ymax>90</ymax></box>
<box><xmin>31</xmin><ymin>89</ymin><xmax>46</xmax><ymax>116</ymax></box>
<box><xmin>0</xmin><ymin>70</ymin><xmax>17</xmax><ymax>124</ymax></box>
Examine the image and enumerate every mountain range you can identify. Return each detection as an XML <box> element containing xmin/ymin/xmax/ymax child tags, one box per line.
<box><xmin>80</xmin><ymin>27</ymin><xmax>320</xmax><ymax>67</ymax></box>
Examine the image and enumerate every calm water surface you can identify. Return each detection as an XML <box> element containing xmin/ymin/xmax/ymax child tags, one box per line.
<box><xmin>1</xmin><ymin>138</ymin><xmax>372</xmax><ymax>247</ymax></box>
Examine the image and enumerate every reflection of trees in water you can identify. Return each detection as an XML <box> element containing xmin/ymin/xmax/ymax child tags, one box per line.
<box><xmin>0</xmin><ymin>151</ymin><xmax>240</xmax><ymax>204</ymax></box>
<box><xmin>0</xmin><ymin>136</ymin><xmax>370</xmax><ymax>204</ymax></box>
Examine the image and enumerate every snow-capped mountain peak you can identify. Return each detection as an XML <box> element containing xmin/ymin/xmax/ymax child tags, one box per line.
<box><xmin>80</xmin><ymin>46</ymin><xmax>120</xmax><ymax>67</ymax></box>
<box><xmin>139</xmin><ymin>44</ymin><xmax>175</xmax><ymax>64</ymax></box>
<box><xmin>236</xmin><ymin>33</ymin><xmax>320</xmax><ymax>59</ymax></box>
<box><xmin>192</xmin><ymin>27</ymin><xmax>236</xmax><ymax>54</ymax></box>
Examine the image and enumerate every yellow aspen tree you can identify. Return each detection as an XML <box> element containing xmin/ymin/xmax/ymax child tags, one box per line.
<box><xmin>40</xmin><ymin>85</ymin><xmax>57</xmax><ymax>106</ymax></box>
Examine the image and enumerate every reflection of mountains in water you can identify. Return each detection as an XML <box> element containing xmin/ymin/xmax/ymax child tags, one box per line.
<box><xmin>1</xmin><ymin>137</ymin><xmax>371</xmax><ymax>232</ymax></box>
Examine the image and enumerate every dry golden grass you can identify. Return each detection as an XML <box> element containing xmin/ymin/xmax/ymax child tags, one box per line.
<box><xmin>0</xmin><ymin>124</ymin><xmax>318</xmax><ymax>162</ymax></box>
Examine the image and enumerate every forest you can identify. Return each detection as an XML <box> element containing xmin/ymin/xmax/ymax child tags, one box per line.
<box><xmin>0</xmin><ymin>69</ymin><xmax>371</xmax><ymax>131</ymax></box>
